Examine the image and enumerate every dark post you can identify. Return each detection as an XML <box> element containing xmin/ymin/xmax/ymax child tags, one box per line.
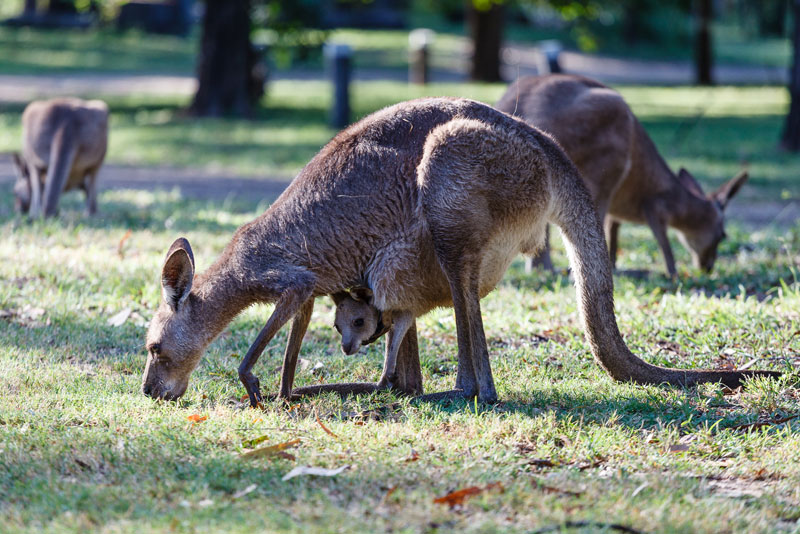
<box><xmin>782</xmin><ymin>0</ymin><xmax>800</xmax><ymax>151</ymax></box>
<box><xmin>409</xmin><ymin>29</ymin><xmax>435</xmax><ymax>85</ymax></box>
<box><xmin>325</xmin><ymin>42</ymin><xmax>352</xmax><ymax>129</ymax></box>
<box><xmin>537</xmin><ymin>40</ymin><xmax>562</xmax><ymax>74</ymax></box>
<box><xmin>694</xmin><ymin>0</ymin><xmax>713</xmax><ymax>85</ymax></box>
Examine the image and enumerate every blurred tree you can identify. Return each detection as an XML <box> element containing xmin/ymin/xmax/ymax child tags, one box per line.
<box><xmin>190</xmin><ymin>0</ymin><xmax>262</xmax><ymax>117</ymax></box>
<box><xmin>24</xmin><ymin>0</ymin><xmax>36</xmax><ymax>15</ymax></box>
<box><xmin>694</xmin><ymin>0</ymin><xmax>713</xmax><ymax>85</ymax></box>
<box><xmin>782</xmin><ymin>0</ymin><xmax>800</xmax><ymax>150</ymax></box>
<box><xmin>467</xmin><ymin>0</ymin><xmax>505</xmax><ymax>81</ymax></box>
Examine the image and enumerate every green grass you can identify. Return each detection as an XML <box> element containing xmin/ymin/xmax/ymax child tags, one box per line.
<box><xmin>0</xmin><ymin>82</ymin><xmax>796</xmax><ymax>198</ymax></box>
<box><xmin>1</xmin><ymin>80</ymin><xmax>800</xmax><ymax>532</ymax></box>
<box><xmin>0</xmin><ymin>27</ymin><xmax>196</xmax><ymax>75</ymax></box>
<box><xmin>0</xmin><ymin>182</ymin><xmax>799</xmax><ymax>533</ymax></box>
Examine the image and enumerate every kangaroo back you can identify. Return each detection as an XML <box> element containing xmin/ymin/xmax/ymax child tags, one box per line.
<box><xmin>42</xmin><ymin>124</ymin><xmax>78</xmax><ymax>217</ymax></box>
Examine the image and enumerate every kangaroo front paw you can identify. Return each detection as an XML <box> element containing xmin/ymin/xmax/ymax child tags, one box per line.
<box><xmin>239</xmin><ymin>372</ymin><xmax>262</xmax><ymax>408</ymax></box>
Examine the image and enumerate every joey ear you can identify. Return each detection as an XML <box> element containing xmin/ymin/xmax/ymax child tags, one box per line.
<box><xmin>331</xmin><ymin>291</ymin><xmax>349</xmax><ymax>305</ymax></box>
<box><xmin>349</xmin><ymin>286</ymin><xmax>373</xmax><ymax>304</ymax></box>
<box><xmin>161</xmin><ymin>237</ymin><xmax>195</xmax><ymax>311</ymax></box>
<box><xmin>712</xmin><ymin>170</ymin><xmax>748</xmax><ymax>209</ymax></box>
<box><xmin>677</xmin><ymin>168</ymin><xmax>704</xmax><ymax>197</ymax></box>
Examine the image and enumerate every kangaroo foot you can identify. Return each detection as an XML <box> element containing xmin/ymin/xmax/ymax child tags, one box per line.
<box><xmin>286</xmin><ymin>382</ymin><xmax>381</xmax><ymax>400</ymax></box>
<box><xmin>412</xmin><ymin>388</ymin><xmax>499</xmax><ymax>405</ymax></box>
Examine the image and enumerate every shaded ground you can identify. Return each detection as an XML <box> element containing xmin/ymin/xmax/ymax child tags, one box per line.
<box><xmin>0</xmin><ymin>154</ymin><xmax>795</xmax><ymax>229</ymax></box>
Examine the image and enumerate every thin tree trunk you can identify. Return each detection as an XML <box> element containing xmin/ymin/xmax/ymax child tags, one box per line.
<box><xmin>466</xmin><ymin>1</ymin><xmax>504</xmax><ymax>82</ymax></box>
<box><xmin>782</xmin><ymin>0</ymin><xmax>800</xmax><ymax>151</ymax></box>
<box><xmin>190</xmin><ymin>0</ymin><xmax>262</xmax><ymax>118</ymax></box>
<box><xmin>694</xmin><ymin>0</ymin><xmax>713</xmax><ymax>85</ymax></box>
<box><xmin>24</xmin><ymin>0</ymin><xmax>37</xmax><ymax>16</ymax></box>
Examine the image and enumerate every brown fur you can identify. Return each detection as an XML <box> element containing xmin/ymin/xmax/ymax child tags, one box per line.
<box><xmin>143</xmin><ymin>98</ymin><xmax>777</xmax><ymax>406</ymax></box>
<box><xmin>496</xmin><ymin>74</ymin><xmax>748</xmax><ymax>277</ymax></box>
<box><xmin>13</xmin><ymin>98</ymin><xmax>109</xmax><ymax>217</ymax></box>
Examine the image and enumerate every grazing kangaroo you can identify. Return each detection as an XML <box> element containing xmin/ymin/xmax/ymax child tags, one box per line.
<box><xmin>143</xmin><ymin>98</ymin><xmax>777</xmax><ymax>406</ymax></box>
<box><xmin>496</xmin><ymin>74</ymin><xmax>748</xmax><ymax>277</ymax></box>
<box><xmin>13</xmin><ymin>98</ymin><xmax>109</xmax><ymax>217</ymax></box>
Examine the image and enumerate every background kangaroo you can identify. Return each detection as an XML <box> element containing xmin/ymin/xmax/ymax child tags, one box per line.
<box><xmin>496</xmin><ymin>74</ymin><xmax>748</xmax><ymax>277</ymax></box>
<box><xmin>13</xmin><ymin>97</ymin><xmax>109</xmax><ymax>217</ymax></box>
<box><xmin>143</xmin><ymin>98</ymin><xmax>777</xmax><ymax>406</ymax></box>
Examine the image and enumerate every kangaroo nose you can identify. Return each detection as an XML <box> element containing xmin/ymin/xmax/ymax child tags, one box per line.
<box><xmin>142</xmin><ymin>384</ymin><xmax>153</xmax><ymax>396</ymax></box>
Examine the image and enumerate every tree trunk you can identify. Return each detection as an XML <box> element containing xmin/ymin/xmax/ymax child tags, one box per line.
<box><xmin>190</xmin><ymin>0</ymin><xmax>263</xmax><ymax>118</ymax></box>
<box><xmin>24</xmin><ymin>0</ymin><xmax>37</xmax><ymax>16</ymax></box>
<box><xmin>466</xmin><ymin>1</ymin><xmax>504</xmax><ymax>82</ymax></box>
<box><xmin>694</xmin><ymin>0</ymin><xmax>713</xmax><ymax>85</ymax></box>
<box><xmin>782</xmin><ymin>0</ymin><xmax>800</xmax><ymax>151</ymax></box>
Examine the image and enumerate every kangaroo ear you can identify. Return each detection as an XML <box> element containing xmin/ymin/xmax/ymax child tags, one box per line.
<box><xmin>161</xmin><ymin>237</ymin><xmax>195</xmax><ymax>311</ymax></box>
<box><xmin>677</xmin><ymin>168</ymin><xmax>704</xmax><ymax>197</ymax></box>
<box><xmin>712</xmin><ymin>170</ymin><xmax>748</xmax><ymax>209</ymax></box>
<box><xmin>349</xmin><ymin>286</ymin><xmax>373</xmax><ymax>304</ymax></box>
<box><xmin>331</xmin><ymin>291</ymin><xmax>349</xmax><ymax>305</ymax></box>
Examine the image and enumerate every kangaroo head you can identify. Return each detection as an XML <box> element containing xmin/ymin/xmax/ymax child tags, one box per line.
<box><xmin>675</xmin><ymin>169</ymin><xmax>748</xmax><ymax>272</ymax></box>
<box><xmin>143</xmin><ymin>238</ymin><xmax>205</xmax><ymax>401</ymax></box>
<box><xmin>332</xmin><ymin>287</ymin><xmax>385</xmax><ymax>355</ymax></box>
<box><xmin>12</xmin><ymin>153</ymin><xmax>31</xmax><ymax>213</ymax></box>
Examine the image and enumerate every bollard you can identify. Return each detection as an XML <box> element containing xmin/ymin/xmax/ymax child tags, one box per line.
<box><xmin>324</xmin><ymin>42</ymin><xmax>352</xmax><ymax>129</ymax></box>
<box><xmin>537</xmin><ymin>40</ymin><xmax>562</xmax><ymax>74</ymax></box>
<box><xmin>408</xmin><ymin>29</ymin><xmax>435</xmax><ymax>85</ymax></box>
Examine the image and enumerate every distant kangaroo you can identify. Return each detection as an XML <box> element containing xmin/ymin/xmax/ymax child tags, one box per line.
<box><xmin>13</xmin><ymin>98</ymin><xmax>109</xmax><ymax>217</ymax></box>
<box><xmin>496</xmin><ymin>74</ymin><xmax>748</xmax><ymax>277</ymax></box>
<box><xmin>142</xmin><ymin>98</ymin><xmax>777</xmax><ymax>406</ymax></box>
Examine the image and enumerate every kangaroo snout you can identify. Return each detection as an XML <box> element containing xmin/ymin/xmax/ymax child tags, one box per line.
<box><xmin>341</xmin><ymin>339</ymin><xmax>360</xmax><ymax>356</ymax></box>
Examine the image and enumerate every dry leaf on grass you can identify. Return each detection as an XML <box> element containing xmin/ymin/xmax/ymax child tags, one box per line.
<box><xmin>187</xmin><ymin>414</ymin><xmax>207</xmax><ymax>423</ymax></box>
<box><xmin>117</xmin><ymin>229</ymin><xmax>133</xmax><ymax>258</ymax></box>
<box><xmin>401</xmin><ymin>449</ymin><xmax>420</xmax><ymax>463</ymax></box>
<box><xmin>316</xmin><ymin>412</ymin><xmax>338</xmax><ymax>438</ymax></box>
<box><xmin>108</xmin><ymin>308</ymin><xmax>132</xmax><ymax>327</ymax></box>
<box><xmin>281</xmin><ymin>464</ymin><xmax>349</xmax><ymax>481</ymax></box>
<box><xmin>433</xmin><ymin>482</ymin><xmax>503</xmax><ymax>508</ymax></box>
<box><xmin>232</xmin><ymin>484</ymin><xmax>258</xmax><ymax>499</ymax></box>
<box><xmin>240</xmin><ymin>438</ymin><xmax>301</xmax><ymax>460</ymax></box>
<box><xmin>668</xmin><ymin>443</ymin><xmax>690</xmax><ymax>453</ymax></box>
<box><xmin>241</xmin><ymin>435</ymin><xmax>270</xmax><ymax>449</ymax></box>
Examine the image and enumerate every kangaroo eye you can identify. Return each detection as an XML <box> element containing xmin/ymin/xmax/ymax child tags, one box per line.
<box><xmin>353</xmin><ymin>318</ymin><xmax>365</xmax><ymax>328</ymax></box>
<box><xmin>148</xmin><ymin>343</ymin><xmax>161</xmax><ymax>355</ymax></box>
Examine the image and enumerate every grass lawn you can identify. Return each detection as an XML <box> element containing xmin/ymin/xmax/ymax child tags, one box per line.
<box><xmin>0</xmin><ymin>80</ymin><xmax>800</xmax><ymax>532</ymax></box>
<box><xmin>0</xmin><ymin>82</ymin><xmax>797</xmax><ymax>200</ymax></box>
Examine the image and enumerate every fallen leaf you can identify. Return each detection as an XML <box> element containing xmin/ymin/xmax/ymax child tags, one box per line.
<box><xmin>402</xmin><ymin>449</ymin><xmax>420</xmax><ymax>463</ymax></box>
<box><xmin>232</xmin><ymin>484</ymin><xmax>257</xmax><ymax>499</ymax></box>
<box><xmin>668</xmin><ymin>444</ymin><xmax>690</xmax><ymax>453</ymax></box>
<box><xmin>316</xmin><ymin>412</ymin><xmax>338</xmax><ymax>438</ymax></box>
<box><xmin>240</xmin><ymin>438</ymin><xmax>301</xmax><ymax>460</ymax></box>
<box><xmin>117</xmin><ymin>229</ymin><xmax>133</xmax><ymax>258</ymax></box>
<box><xmin>108</xmin><ymin>308</ymin><xmax>132</xmax><ymax>327</ymax></box>
<box><xmin>282</xmin><ymin>464</ymin><xmax>349</xmax><ymax>481</ymax></box>
<box><xmin>379</xmin><ymin>485</ymin><xmax>398</xmax><ymax>506</ymax></box>
<box><xmin>241</xmin><ymin>435</ymin><xmax>270</xmax><ymax>449</ymax></box>
<box><xmin>187</xmin><ymin>414</ymin><xmax>207</xmax><ymax>423</ymax></box>
<box><xmin>433</xmin><ymin>486</ymin><xmax>483</xmax><ymax>508</ymax></box>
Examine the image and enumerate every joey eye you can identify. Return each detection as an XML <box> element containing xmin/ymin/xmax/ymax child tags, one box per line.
<box><xmin>353</xmin><ymin>318</ymin><xmax>365</xmax><ymax>328</ymax></box>
<box><xmin>148</xmin><ymin>343</ymin><xmax>161</xmax><ymax>355</ymax></box>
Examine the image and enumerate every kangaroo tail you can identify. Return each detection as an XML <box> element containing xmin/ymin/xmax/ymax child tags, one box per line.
<box><xmin>547</xmin><ymin>150</ymin><xmax>779</xmax><ymax>388</ymax></box>
<box><xmin>42</xmin><ymin>125</ymin><xmax>77</xmax><ymax>217</ymax></box>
